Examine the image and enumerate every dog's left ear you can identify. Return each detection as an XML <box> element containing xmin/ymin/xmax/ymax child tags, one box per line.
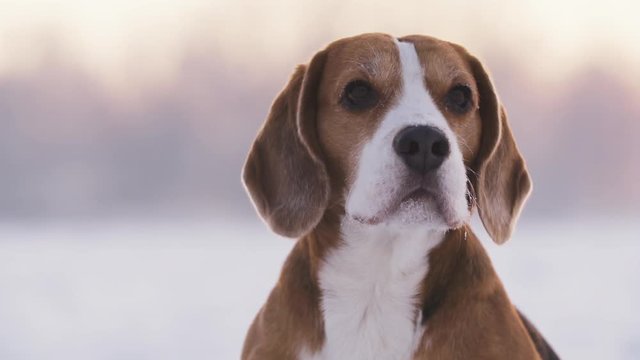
<box><xmin>455</xmin><ymin>45</ymin><xmax>532</xmax><ymax>244</ymax></box>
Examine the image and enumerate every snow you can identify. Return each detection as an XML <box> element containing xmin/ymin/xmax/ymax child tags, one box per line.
<box><xmin>0</xmin><ymin>217</ymin><xmax>638</xmax><ymax>359</ymax></box>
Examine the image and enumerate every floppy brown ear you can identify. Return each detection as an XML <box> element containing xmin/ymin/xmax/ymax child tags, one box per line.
<box><xmin>242</xmin><ymin>51</ymin><xmax>329</xmax><ymax>238</ymax></box>
<box><xmin>463</xmin><ymin>49</ymin><xmax>532</xmax><ymax>244</ymax></box>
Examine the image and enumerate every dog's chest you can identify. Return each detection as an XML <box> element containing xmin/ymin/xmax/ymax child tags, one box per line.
<box><xmin>302</xmin><ymin>224</ymin><xmax>444</xmax><ymax>360</ymax></box>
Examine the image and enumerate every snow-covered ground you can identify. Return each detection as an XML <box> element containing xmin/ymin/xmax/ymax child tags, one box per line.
<box><xmin>0</xmin><ymin>217</ymin><xmax>638</xmax><ymax>359</ymax></box>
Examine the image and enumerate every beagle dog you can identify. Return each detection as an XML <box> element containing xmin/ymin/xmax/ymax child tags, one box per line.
<box><xmin>241</xmin><ymin>33</ymin><xmax>559</xmax><ymax>360</ymax></box>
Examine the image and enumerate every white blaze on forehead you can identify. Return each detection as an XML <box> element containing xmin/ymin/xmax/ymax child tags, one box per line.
<box><xmin>394</xmin><ymin>40</ymin><xmax>453</xmax><ymax>139</ymax></box>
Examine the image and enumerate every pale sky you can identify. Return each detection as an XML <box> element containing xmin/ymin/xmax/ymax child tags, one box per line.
<box><xmin>1</xmin><ymin>0</ymin><xmax>638</xmax><ymax>93</ymax></box>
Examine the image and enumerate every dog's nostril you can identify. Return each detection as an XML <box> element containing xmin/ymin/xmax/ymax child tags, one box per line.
<box><xmin>408</xmin><ymin>141</ymin><xmax>420</xmax><ymax>155</ymax></box>
<box><xmin>432</xmin><ymin>140</ymin><xmax>450</xmax><ymax>157</ymax></box>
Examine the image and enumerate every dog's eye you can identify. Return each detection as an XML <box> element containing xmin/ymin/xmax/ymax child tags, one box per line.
<box><xmin>341</xmin><ymin>80</ymin><xmax>378</xmax><ymax>111</ymax></box>
<box><xmin>445</xmin><ymin>85</ymin><xmax>472</xmax><ymax>114</ymax></box>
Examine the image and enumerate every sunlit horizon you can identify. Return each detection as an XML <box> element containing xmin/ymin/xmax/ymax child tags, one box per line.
<box><xmin>0</xmin><ymin>0</ymin><xmax>639</xmax><ymax>220</ymax></box>
<box><xmin>1</xmin><ymin>0</ymin><xmax>639</xmax><ymax>95</ymax></box>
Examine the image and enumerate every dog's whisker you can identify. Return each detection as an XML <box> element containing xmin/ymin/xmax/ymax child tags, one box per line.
<box><xmin>465</xmin><ymin>165</ymin><xmax>479</xmax><ymax>177</ymax></box>
<box><xmin>457</xmin><ymin>137</ymin><xmax>474</xmax><ymax>154</ymax></box>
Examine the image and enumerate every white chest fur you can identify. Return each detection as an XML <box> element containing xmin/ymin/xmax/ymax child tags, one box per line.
<box><xmin>302</xmin><ymin>220</ymin><xmax>445</xmax><ymax>360</ymax></box>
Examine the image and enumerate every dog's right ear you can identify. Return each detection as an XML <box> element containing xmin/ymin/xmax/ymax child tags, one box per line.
<box><xmin>242</xmin><ymin>51</ymin><xmax>330</xmax><ymax>238</ymax></box>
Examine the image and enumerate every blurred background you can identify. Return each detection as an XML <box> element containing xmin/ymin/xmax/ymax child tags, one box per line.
<box><xmin>0</xmin><ymin>0</ymin><xmax>638</xmax><ymax>359</ymax></box>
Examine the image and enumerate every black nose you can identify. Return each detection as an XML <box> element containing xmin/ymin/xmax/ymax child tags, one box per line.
<box><xmin>393</xmin><ymin>125</ymin><xmax>451</xmax><ymax>173</ymax></box>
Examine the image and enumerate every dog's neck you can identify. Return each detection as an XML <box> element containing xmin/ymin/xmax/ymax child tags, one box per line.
<box><xmin>295</xmin><ymin>210</ymin><xmax>491</xmax><ymax>360</ymax></box>
<box><xmin>290</xmin><ymin>222</ymin><xmax>537</xmax><ymax>359</ymax></box>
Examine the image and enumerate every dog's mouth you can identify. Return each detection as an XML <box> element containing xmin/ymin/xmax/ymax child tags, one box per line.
<box><xmin>352</xmin><ymin>183</ymin><xmax>466</xmax><ymax>228</ymax></box>
<box><xmin>403</xmin><ymin>187</ymin><xmax>434</xmax><ymax>203</ymax></box>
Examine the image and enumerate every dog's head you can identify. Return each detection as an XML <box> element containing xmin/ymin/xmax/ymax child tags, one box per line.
<box><xmin>243</xmin><ymin>33</ymin><xmax>531</xmax><ymax>244</ymax></box>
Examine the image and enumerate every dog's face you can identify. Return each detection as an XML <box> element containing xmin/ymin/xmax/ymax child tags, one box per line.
<box><xmin>243</xmin><ymin>33</ymin><xmax>531</xmax><ymax>243</ymax></box>
<box><xmin>317</xmin><ymin>35</ymin><xmax>482</xmax><ymax>230</ymax></box>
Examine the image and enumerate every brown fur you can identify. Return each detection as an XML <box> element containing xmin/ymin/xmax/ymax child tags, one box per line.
<box><xmin>241</xmin><ymin>33</ymin><xmax>553</xmax><ymax>359</ymax></box>
<box><xmin>414</xmin><ymin>227</ymin><xmax>540</xmax><ymax>359</ymax></box>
